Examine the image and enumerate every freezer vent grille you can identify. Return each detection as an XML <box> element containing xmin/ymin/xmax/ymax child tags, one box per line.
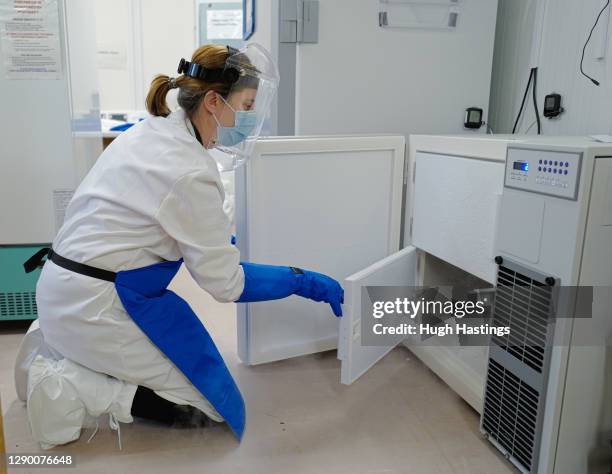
<box><xmin>482</xmin><ymin>359</ymin><xmax>539</xmax><ymax>472</ymax></box>
<box><xmin>0</xmin><ymin>291</ymin><xmax>38</xmax><ymax>319</ymax></box>
<box><xmin>490</xmin><ymin>265</ymin><xmax>552</xmax><ymax>373</ymax></box>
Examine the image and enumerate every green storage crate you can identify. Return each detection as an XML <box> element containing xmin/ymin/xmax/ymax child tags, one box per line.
<box><xmin>0</xmin><ymin>245</ymin><xmax>49</xmax><ymax>321</ymax></box>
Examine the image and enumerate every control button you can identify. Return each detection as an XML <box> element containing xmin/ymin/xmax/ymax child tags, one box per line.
<box><xmin>539</xmin><ymin>159</ymin><xmax>542</xmax><ymax>164</ymax></box>
<box><xmin>548</xmin><ymin>168</ymin><xmax>552</xmax><ymax>173</ymax></box>
<box><xmin>538</xmin><ymin>166</ymin><xmax>542</xmax><ymax>171</ymax></box>
<box><xmin>553</xmin><ymin>169</ymin><xmax>557</xmax><ymax>174</ymax></box>
<box><xmin>564</xmin><ymin>170</ymin><xmax>568</xmax><ymax>175</ymax></box>
<box><xmin>565</xmin><ymin>162</ymin><xmax>569</xmax><ymax>167</ymax></box>
<box><xmin>554</xmin><ymin>161</ymin><xmax>558</xmax><ymax>166</ymax></box>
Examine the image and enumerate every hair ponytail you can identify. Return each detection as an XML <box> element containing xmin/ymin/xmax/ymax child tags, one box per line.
<box><xmin>146</xmin><ymin>74</ymin><xmax>173</xmax><ymax>117</ymax></box>
<box><xmin>144</xmin><ymin>44</ymin><xmax>238</xmax><ymax>119</ymax></box>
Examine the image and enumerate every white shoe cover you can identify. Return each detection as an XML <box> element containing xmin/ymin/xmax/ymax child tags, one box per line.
<box><xmin>27</xmin><ymin>355</ymin><xmax>137</xmax><ymax>449</ymax></box>
<box><xmin>14</xmin><ymin>320</ymin><xmax>63</xmax><ymax>402</ymax></box>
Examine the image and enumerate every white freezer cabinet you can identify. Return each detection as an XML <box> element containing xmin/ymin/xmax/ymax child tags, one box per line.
<box><xmin>235</xmin><ymin>134</ymin><xmax>513</xmax><ymax>410</ymax></box>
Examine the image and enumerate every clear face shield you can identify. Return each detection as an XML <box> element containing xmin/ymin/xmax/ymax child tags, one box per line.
<box><xmin>211</xmin><ymin>43</ymin><xmax>279</xmax><ymax>171</ymax></box>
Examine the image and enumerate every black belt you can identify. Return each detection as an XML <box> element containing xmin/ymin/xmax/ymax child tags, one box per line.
<box><xmin>24</xmin><ymin>248</ymin><xmax>117</xmax><ymax>283</ymax></box>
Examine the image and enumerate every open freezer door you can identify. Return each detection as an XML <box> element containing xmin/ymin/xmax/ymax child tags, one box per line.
<box><xmin>339</xmin><ymin>245</ymin><xmax>418</xmax><ymax>385</ymax></box>
<box><xmin>235</xmin><ymin>135</ymin><xmax>405</xmax><ymax>365</ymax></box>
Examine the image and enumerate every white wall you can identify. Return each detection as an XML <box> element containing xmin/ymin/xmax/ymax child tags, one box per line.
<box><xmin>94</xmin><ymin>0</ymin><xmax>196</xmax><ymax>111</ymax></box>
<box><xmin>65</xmin><ymin>0</ymin><xmax>101</xmax><ymax>129</ymax></box>
<box><xmin>141</xmin><ymin>0</ymin><xmax>196</xmax><ymax>110</ymax></box>
<box><xmin>487</xmin><ymin>0</ymin><xmax>536</xmax><ymax>134</ymax></box>
<box><xmin>246</xmin><ymin>0</ymin><xmax>277</xmax><ymax>54</ymax></box>
<box><xmin>294</xmin><ymin>0</ymin><xmax>498</xmax><ymax>136</ymax></box>
<box><xmin>246</xmin><ymin>0</ymin><xmax>279</xmax><ymax>135</ymax></box>
<box><xmin>94</xmin><ymin>0</ymin><xmax>133</xmax><ymax>110</ymax></box>
<box><xmin>489</xmin><ymin>0</ymin><xmax>612</xmax><ymax>135</ymax></box>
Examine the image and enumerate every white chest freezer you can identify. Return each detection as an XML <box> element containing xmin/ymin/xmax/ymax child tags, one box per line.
<box><xmin>234</xmin><ymin>134</ymin><xmax>521</xmax><ymax>411</ymax></box>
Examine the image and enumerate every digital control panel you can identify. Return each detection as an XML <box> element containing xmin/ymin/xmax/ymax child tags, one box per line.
<box><xmin>504</xmin><ymin>147</ymin><xmax>582</xmax><ymax>200</ymax></box>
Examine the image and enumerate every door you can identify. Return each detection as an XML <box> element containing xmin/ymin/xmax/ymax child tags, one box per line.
<box><xmin>411</xmin><ymin>151</ymin><xmax>505</xmax><ymax>284</ymax></box>
<box><xmin>338</xmin><ymin>144</ymin><xmax>505</xmax><ymax>388</ymax></box>
<box><xmin>235</xmin><ymin>135</ymin><xmax>405</xmax><ymax>365</ymax></box>
<box><xmin>339</xmin><ymin>246</ymin><xmax>418</xmax><ymax>385</ymax></box>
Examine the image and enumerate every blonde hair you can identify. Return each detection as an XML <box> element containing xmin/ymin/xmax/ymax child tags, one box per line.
<box><xmin>145</xmin><ymin>44</ymin><xmax>233</xmax><ymax>118</ymax></box>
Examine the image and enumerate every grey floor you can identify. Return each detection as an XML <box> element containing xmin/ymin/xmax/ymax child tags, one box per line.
<box><xmin>0</xmin><ymin>267</ymin><xmax>516</xmax><ymax>474</ymax></box>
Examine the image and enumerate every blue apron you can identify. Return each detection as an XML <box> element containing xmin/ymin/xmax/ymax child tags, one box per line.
<box><xmin>24</xmin><ymin>249</ymin><xmax>245</xmax><ymax>439</ymax></box>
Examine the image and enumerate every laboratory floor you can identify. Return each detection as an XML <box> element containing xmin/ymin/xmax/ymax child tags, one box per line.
<box><xmin>0</xmin><ymin>267</ymin><xmax>516</xmax><ymax>474</ymax></box>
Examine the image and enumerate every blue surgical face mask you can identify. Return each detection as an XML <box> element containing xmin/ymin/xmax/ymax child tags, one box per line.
<box><xmin>213</xmin><ymin>96</ymin><xmax>257</xmax><ymax>147</ymax></box>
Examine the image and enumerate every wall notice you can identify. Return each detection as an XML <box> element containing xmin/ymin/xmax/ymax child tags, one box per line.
<box><xmin>207</xmin><ymin>9</ymin><xmax>242</xmax><ymax>40</ymax></box>
<box><xmin>96</xmin><ymin>40</ymin><xmax>127</xmax><ymax>70</ymax></box>
<box><xmin>0</xmin><ymin>0</ymin><xmax>62</xmax><ymax>79</ymax></box>
<box><xmin>53</xmin><ymin>189</ymin><xmax>74</xmax><ymax>232</ymax></box>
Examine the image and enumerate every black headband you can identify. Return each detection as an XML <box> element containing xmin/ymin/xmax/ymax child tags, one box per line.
<box><xmin>177</xmin><ymin>46</ymin><xmax>241</xmax><ymax>84</ymax></box>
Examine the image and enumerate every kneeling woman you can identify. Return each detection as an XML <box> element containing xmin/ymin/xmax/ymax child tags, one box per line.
<box><xmin>15</xmin><ymin>43</ymin><xmax>343</xmax><ymax>449</ymax></box>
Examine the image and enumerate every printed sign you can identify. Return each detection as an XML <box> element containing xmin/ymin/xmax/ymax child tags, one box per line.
<box><xmin>53</xmin><ymin>189</ymin><xmax>74</xmax><ymax>232</ymax></box>
<box><xmin>207</xmin><ymin>9</ymin><xmax>242</xmax><ymax>40</ymax></box>
<box><xmin>0</xmin><ymin>0</ymin><xmax>62</xmax><ymax>79</ymax></box>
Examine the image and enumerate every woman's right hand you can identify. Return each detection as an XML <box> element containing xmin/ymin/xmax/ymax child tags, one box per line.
<box><xmin>237</xmin><ymin>262</ymin><xmax>344</xmax><ymax>317</ymax></box>
<box><xmin>293</xmin><ymin>268</ymin><xmax>344</xmax><ymax>317</ymax></box>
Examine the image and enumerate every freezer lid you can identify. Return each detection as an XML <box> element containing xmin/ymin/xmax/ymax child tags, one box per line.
<box><xmin>235</xmin><ymin>135</ymin><xmax>406</xmax><ymax>365</ymax></box>
<box><xmin>339</xmin><ymin>245</ymin><xmax>418</xmax><ymax>385</ymax></box>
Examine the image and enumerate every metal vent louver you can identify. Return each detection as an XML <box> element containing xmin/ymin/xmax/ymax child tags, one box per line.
<box><xmin>0</xmin><ymin>291</ymin><xmax>38</xmax><ymax>319</ymax></box>
<box><xmin>491</xmin><ymin>265</ymin><xmax>553</xmax><ymax>373</ymax></box>
<box><xmin>482</xmin><ymin>359</ymin><xmax>539</xmax><ymax>472</ymax></box>
<box><xmin>482</xmin><ymin>260</ymin><xmax>556</xmax><ymax>474</ymax></box>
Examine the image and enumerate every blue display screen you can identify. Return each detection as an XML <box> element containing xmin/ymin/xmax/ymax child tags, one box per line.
<box><xmin>513</xmin><ymin>161</ymin><xmax>529</xmax><ymax>172</ymax></box>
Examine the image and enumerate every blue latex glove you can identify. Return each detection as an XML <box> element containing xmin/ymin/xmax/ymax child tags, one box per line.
<box><xmin>237</xmin><ymin>262</ymin><xmax>344</xmax><ymax>317</ymax></box>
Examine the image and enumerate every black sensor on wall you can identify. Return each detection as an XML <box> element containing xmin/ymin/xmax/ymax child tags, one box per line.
<box><xmin>464</xmin><ymin>107</ymin><xmax>484</xmax><ymax>129</ymax></box>
<box><xmin>543</xmin><ymin>93</ymin><xmax>564</xmax><ymax>118</ymax></box>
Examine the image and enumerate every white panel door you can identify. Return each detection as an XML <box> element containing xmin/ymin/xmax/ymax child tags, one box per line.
<box><xmin>0</xmin><ymin>0</ymin><xmax>81</xmax><ymax>244</ymax></box>
<box><xmin>235</xmin><ymin>135</ymin><xmax>405</xmax><ymax>365</ymax></box>
<box><xmin>339</xmin><ymin>246</ymin><xmax>418</xmax><ymax>385</ymax></box>
<box><xmin>411</xmin><ymin>152</ymin><xmax>505</xmax><ymax>284</ymax></box>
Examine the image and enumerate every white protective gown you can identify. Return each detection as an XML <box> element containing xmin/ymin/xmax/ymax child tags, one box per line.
<box><xmin>16</xmin><ymin>108</ymin><xmax>245</xmax><ymax>422</ymax></box>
